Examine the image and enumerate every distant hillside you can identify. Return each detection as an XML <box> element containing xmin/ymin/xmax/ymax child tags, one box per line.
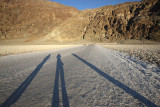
<box><xmin>0</xmin><ymin>0</ymin><xmax>160</xmax><ymax>42</ymax></box>
<box><xmin>0</xmin><ymin>0</ymin><xmax>79</xmax><ymax>40</ymax></box>
<box><xmin>47</xmin><ymin>0</ymin><xmax>160</xmax><ymax>42</ymax></box>
<box><xmin>82</xmin><ymin>0</ymin><xmax>160</xmax><ymax>42</ymax></box>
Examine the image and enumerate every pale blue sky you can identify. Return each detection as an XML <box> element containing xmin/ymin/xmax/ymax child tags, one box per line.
<box><xmin>50</xmin><ymin>0</ymin><xmax>141</xmax><ymax>10</ymax></box>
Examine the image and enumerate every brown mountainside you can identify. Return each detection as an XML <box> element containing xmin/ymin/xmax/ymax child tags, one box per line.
<box><xmin>84</xmin><ymin>0</ymin><xmax>160</xmax><ymax>42</ymax></box>
<box><xmin>47</xmin><ymin>0</ymin><xmax>160</xmax><ymax>42</ymax></box>
<box><xmin>0</xmin><ymin>0</ymin><xmax>160</xmax><ymax>42</ymax></box>
<box><xmin>0</xmin><ymin>0</ymin><xmax>79</xmax><ymax>39</ymax></box>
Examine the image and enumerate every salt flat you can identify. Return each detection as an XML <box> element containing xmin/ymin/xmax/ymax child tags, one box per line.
<box><xmin>0</xmin><ymin>45</ymin><xmax>78</xmax><ymax>56</ymax></box>
<box><xmin>101</xmin><ymin>44</ymin><xmax>160</xmax><ymax>67</ymax></box>
<box><xmin>0</xmin><ymin>45</ymin><xmax>159</xmax><ymax>107</ymax></box>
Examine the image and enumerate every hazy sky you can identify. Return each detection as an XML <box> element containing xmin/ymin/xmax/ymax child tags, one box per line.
<box><xmin>50</xmin><ymin>0</ymin><xmax>141</xmax><ymax>10</ymax></box>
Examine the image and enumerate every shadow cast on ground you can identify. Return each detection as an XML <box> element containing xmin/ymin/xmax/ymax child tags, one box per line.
<box><xmin>1</xmin><ymin>54</ymin><xmax>50</xmax><ymax>107</ymax></box>
<box><xmin>72</xmin><ymin>53</ymin><xmax>158</xmax><ymax>107</ymax></box>
<box><xmin>52</xmin><ymin>54</ymin><xmax>69</xmax><ymax>107</ymax></box>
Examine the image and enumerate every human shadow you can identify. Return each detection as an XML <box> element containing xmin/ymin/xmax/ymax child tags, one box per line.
<box><xmin>52</xmin><ymin>54</ymin><xmax>69</xmax><ymax>107</ymax></box>
<box><xmin>72</xmin><ymin>53</ymin><xmax>158</xmax><ymax>107</ymax></box>
<box><xmin>0</xmin><ymin>54</ymin><xmax>50</xmax><ymax>107</ymax></box>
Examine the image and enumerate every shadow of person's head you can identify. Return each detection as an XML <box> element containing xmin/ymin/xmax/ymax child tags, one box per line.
<box><xmin>57</xmin><ymin>54</ymin><xmax>61</xmax><ymax>59</ymax></box>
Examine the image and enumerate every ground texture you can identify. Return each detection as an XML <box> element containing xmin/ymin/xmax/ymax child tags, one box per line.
<box><xmin>0</xmin><ymin>45</ymin><xmax>160</xmax><ymax>107</ymax></box>
<box><xmin>101</xmin><ymin>44</ymin><xmax>160</xmax><ymax>67</ymax></box>
<box><xmin>0</xmin><ymin>45</ymin><xmax>78</xmax><ymax>56</ymax></box>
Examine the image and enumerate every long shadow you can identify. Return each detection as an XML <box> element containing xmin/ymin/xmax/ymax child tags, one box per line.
<box><xmin>1</xmin><ymin>54</ymin><xmax>50</xmax><ymax>107</ymax></box>
<box><xmin>52</xmin><ymin>54</ymin><xmax>69</xmax><ymax>107</ymax></box>
<box><xmin>72</xmin><ymin>53</ymin><xmax>158</xmax><ymax>107</ymax></box>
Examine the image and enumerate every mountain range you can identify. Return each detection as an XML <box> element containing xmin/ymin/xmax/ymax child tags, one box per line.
<box><xmin>0</xmin><ymin>0</ymin><xmax>160</xmax><ymax>42</ymax></box>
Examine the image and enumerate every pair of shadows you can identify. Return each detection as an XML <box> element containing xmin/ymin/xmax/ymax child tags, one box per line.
<box><xmin>0</xmin><ymin>54</ymin><xmax>69</xmax><ymax>107</ymax></box>
<box><xmin>72</xmin><ymin>53</ymin><xmax>158</xmax><ymax>107</ymax></box>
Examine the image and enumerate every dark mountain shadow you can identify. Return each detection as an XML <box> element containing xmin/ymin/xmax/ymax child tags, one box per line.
<box><xmin>72</xmin><ymin>53</ymin><xmax>158</xmax><ymax>107</ymax></box>
<box><xmin>52</xmin><ymin>54</ymin><xmax>69</xmax><ymax>107</ymax></box>
<box><xmin>0</xmin><ymin>54</ymin><xmax>51</xmax><ymax>107</ymax></box>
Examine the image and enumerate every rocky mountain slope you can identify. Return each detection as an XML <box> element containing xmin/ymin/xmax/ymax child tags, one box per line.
<box><xmin>0</xmin><ymin>0</ymin><xmax>160</xmax><ymax>42</ymax></box>
<box><xmin>0</xmin><ymin>0</ymin><xmax>79</xmax><ymax>40</ymax></box>
<box><xmin>47</xmin><ymin>0</ymin><xmax>160</xmax><ymax>42</ymax></box>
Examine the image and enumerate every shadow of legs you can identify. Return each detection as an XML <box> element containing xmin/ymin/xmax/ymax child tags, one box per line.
<box><xmin>52</xmin><ymin>56</ymin><xmax>60</xmax><ymax>107</ymax></box>
<box><xmin>1</xmin><ymin>54</ymin><xmax>50</xmax><ymax>107</ymax></box>
<box><xmin>52</xmin><ymin>54</ymin><xmax>69</xmax><ymax>107</ymax></box>
<box><xmin>60</xmin><ymin>62</ymin><xmax>69</xmax><ymax>107</ymax></box>
<box><xmin>72</xmin><ymin>53</ymin><xmax>157</xmax><ymax>107</ymax></box>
